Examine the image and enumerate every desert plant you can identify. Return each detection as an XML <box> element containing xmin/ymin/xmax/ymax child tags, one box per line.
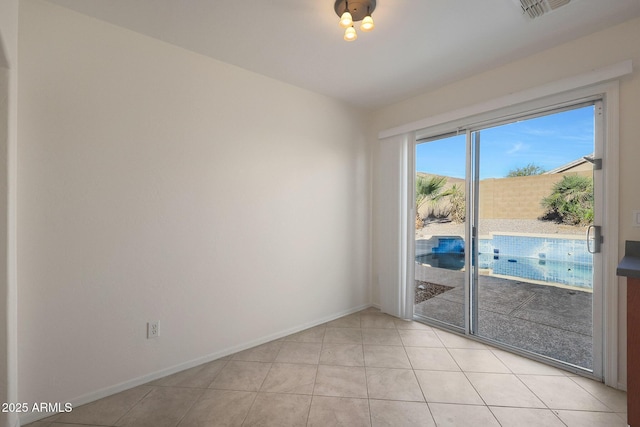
<box><xmin>415</xmin><ymin>175</ymin><xmax>448</xmax><ymax>229</ymax></box>
<box><xmin>428</xmin><ymin>206</ymin><xmax>452</xmax><ymax>220</ymax></box>
<box><xmin>541</xmin><ymin>175</ymin><xmax>593</xmax><ymax>226</ymax></box>
<box><xmin>448</xmin><ymin>184</ymin><xmax>466</xmax><ymax>223</ymax></box>
<box><xmin>507</xmin><ymin>163</ymin><xmax>546</xmax><ymax>177</ymax></box>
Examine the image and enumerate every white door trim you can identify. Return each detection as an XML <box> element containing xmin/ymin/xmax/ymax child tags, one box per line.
<box><xmin>601</xmin><ymin>83</ymin><xmax>621</xmax><ymax>389</ymax></box>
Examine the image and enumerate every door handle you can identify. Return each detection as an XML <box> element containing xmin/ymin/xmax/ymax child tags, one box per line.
<box><xmin>587</xmin><ymin>225</ymin><xmax>602</xmax><ymax>254</ymax></box>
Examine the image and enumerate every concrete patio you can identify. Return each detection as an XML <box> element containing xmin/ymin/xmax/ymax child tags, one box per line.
<box><xmin>414</xmin><ymin>264</ymin><xmax>593</xmax><ymax>370</ymax></box>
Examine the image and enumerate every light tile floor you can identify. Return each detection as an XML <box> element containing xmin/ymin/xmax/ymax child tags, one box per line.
<box><xmin>28</xmin><ymin>308</ymin><xmax>627</xmax><ymax>427</ymax></box>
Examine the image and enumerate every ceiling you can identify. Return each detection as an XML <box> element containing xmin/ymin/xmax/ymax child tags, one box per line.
<box><xmin>46</xmin><ymin>0</ymin><xmax>640</xmax><ymax>109</ymax></box>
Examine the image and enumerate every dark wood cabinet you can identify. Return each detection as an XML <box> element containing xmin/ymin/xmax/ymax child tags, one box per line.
<box><xmin>628</xmin><ymin>277</ymin><xmax>640</xmax><ymax>426</ymax></box>
<box><xmin>627</xmin><ymin>277</ymin><xmax>640</xmax><ymax>427</ymax></box>
<box><xmin>617</xmin><ymin>241</ymin><xmax>640</xmax><ymax>426</ymax></box>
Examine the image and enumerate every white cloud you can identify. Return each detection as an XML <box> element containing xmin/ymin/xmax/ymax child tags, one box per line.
<box><xmin>507</xmin><ymin>141</ymin><xmax>527</xmax><ymax>155</ymax></box>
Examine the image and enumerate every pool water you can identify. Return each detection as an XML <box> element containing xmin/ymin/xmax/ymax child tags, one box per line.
<box><xmin>416</xmin><ymin>250</ymin><xmax>593</xmax><ymax>289</ymax></box>
<box><xmin>479</xmin><ymin>253</ymin><xmax>592</xmax><ymax>289</ymax></box>
<box><xmin>416</xmin><ymin>253</ymin><xmax>465</xmax><ymax>270</ymax></box>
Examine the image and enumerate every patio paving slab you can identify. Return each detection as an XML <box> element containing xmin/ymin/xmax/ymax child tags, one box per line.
<box><xmin>414</xmin><ymin>266</ymin><xmax>593</xmax><ymax>370</ymax></box>
<box><xmin>513</xmin><ymin>290</ymin><xmax>592</xmax><ymax>336</ymax></box>
<box><xmin>477</xmin><ymin>311</ymin><xmax>592</xmax><ymax>369</ymax></box>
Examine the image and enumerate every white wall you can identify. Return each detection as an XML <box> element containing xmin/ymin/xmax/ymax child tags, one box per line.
<box><xmin>371</xmin><ymin>16</ymin><xmax>640</xmax><ymax>387</ymax></box>
<box><xmin>18</xmin><ymin>0</ymin><xmax>370</xmax><ymax>410</ymax></box>
<box><xmin>0</xmin><ymin>0</ymin><xmax>19</xmax><ymax>425</ymax></box>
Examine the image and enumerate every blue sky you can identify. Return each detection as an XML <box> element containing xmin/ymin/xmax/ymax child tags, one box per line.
<box><xmin>416</xmin><ymin>105</ymin><xmax>595</xmax><ymax>179</ymax></box>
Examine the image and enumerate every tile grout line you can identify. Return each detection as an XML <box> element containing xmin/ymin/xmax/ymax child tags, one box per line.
<box><xmin>565</xmin><ymin>374</ymin><xmax>622</xmax><ymax>413</ymax></box>
<box><xmin>457</xmin><ymin>363</ymin><xmax>504</xmax><ymax>426</ymax></box>
<box><xmin>406</xmin><ymin>334</ymin><xmax>440</xmax><ymax>426</ymax></box>
<box><xmin>110</xmin><ymin>385</ymin><xmax>155</xmax><ymax>427</ymax></box>
<box><xmin>512</xmin><ymin>372</ymin><xmax>596</xmax><ymax>426</ymax></box>
<box><xmin>238</xmin><ymin>392</ymin><xmax>259</xmax><ymax>427</ymax></box>
<box><xmin>173</xmin><ymin>387</ymin><xmax>207</xmax><ymax>427</ymax></box>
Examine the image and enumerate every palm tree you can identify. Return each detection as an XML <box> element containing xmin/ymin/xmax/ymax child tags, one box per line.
<box><xmin>541</xmin><ymin>175</ymin><xmax>593</xmax><ymax>226</ymax></box>
<box><xmin>415</xmin><ymin>175</ymin><xmax>449</xmax><ymax>229</ymax></box>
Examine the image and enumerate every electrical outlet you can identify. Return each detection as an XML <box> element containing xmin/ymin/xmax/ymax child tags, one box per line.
<box><xmin>634</xmin><ymin>210</ymin><xmax>640</xmax><ymax>227</ymax></box>
<box><xmin>147</xmin><ymin>321</ymin><xmax>160</xmax><ymax>339</ymax></box>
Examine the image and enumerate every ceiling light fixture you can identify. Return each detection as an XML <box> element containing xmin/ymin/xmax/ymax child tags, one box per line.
<box><xmin>334</xmin><ymin>0</ymin><xmax>376</xmax><ymax>42</ymax></box>
<box><xmin>344</xmin><ymin>26</ymin><xmax>358</xmax><ymax>41</ymax></box>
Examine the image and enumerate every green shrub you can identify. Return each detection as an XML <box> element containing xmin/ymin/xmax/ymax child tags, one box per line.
<box><xmin>507</xmin><ymin>163</ymin><xmax>546</xmax><ymax>177</ymax></box>
<box><xmin>448</xmin><ymin>184</ymin><xmax>465</xmax><ymax>223</ymax></box>
<box><xmin>541</xmin><ymin>175</ymin><xmax>593</xmax><ymax>226</ymax></box>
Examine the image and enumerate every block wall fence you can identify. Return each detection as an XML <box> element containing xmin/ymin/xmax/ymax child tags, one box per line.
<box><xmin>420</xmin><ymin>171</ymin><xmax>592</xmax><ymax>220</ymax></box>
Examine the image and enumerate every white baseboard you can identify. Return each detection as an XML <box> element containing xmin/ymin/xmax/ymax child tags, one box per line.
<box><xmin>19</xmin><ymin>303</ymin><xmax>372</xmax><ymax>425</ymax></box>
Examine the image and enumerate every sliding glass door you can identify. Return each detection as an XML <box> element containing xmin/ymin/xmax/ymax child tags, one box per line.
<box><xmin>413</xmin><ymin>133</ymin><xmax>466</xmax><ymax>329</ymax></box>
<box><xmin>414</xmin><ymin>102</ymin><xmax>602</xmax><ymax>375</ymax></box>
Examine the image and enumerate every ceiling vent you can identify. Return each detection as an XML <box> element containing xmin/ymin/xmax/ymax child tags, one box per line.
<box><xmin>516</xmin><ymin>0</ymin><xmax>571</xmax><ymax>19</ymax></box>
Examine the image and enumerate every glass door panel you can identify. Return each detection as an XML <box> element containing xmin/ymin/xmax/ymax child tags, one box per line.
<box><xmin>414</xmin><ymin>133</ymin><xmax>467</xmax><ymax>329</ymax></box>
<box><xmin>472</xmin><ymin>105</ymin><xmax>597</xmax><ymax>371</ymax></box>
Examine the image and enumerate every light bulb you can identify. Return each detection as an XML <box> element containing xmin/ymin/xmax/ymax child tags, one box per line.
<box><xmin>360</xmin><ymin>15</ymin><xmax>374</xmax><ymax>32</ymax></box>
<box><xmin>339</xmin><ymin>11</ymin><xmax>353</xmax><ymax>28</ymax></box>
<box><xmin>344</xmin><ymin>26</ymin><xmax>357</xmax><ymax>41</ymax></box>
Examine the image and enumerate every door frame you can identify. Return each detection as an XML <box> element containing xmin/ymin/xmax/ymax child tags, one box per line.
<box><xmin>406</xmin><ymin>80</ymin><xmax>621</xmax><ymax>386</ymax></box>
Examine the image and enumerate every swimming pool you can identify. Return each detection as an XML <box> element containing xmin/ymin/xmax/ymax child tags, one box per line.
<box><xmin>479</xmin><ymin>254</ymin><xmax>592</xmax><ymax>288</ymax></box>
<box><xmin>415</xmin><ymin>253</ymin><xmax>465</xmax><ymax>270</ymax></box>
<box><xmin>416</xmin><ymin>234</ymin><xmax>593</xmax><ymax>289</ymax></box>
